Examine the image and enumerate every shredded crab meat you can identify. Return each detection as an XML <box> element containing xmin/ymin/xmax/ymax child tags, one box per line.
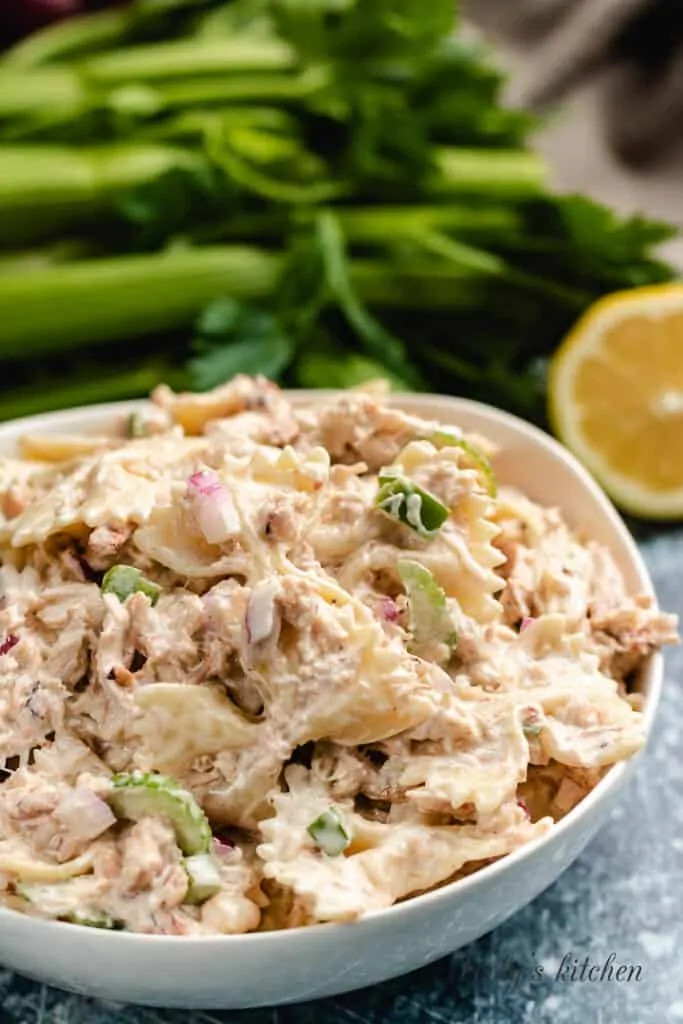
<box><xmin>0</xmin><ymin>377</ymin><xmax>676</xmax><ymax>934</ymax></box>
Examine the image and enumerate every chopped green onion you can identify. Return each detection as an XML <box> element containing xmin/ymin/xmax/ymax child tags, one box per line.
<box><xmin>108</xmin><ymin>772</ymin><xmax>212</xmax><ymax>855</ymax></box>
<box><xmin>307</xmin><ymin>808</ymin><xmax>351</xmax><ymax>857</ymax></box>
<box><xmin>101</xmin><ymin>564</ymin><xmax>161</xmax><ymax>606</ymax></box>
<box><xmin>183</xmin><ymin>853</ymin><xmax>221</xmax><ymax>905</ymax></box>
<box><xmin>427</xmin><ymin>430</ymin><xmax>497</xmax><ymax>497</ymax></box>
<box><xmin>397</xmin><ymin>558</ymin><xmax>457</xmax><ymax>658</ymax></box>
<box><xmin>376</xmin><ymin>470</ymin><xmax>449</xmax><ymax>537</ymax></box>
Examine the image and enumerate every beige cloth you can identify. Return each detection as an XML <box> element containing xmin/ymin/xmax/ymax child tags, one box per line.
<box><xmin>469</xmin><ymin>0</ymin><xmax>648</xmax><ymax>105</ymax></box>
<box><xmin>466</xmin><ymin>0</ymin><xmax>683</xmax><ymax>269</ymax></box>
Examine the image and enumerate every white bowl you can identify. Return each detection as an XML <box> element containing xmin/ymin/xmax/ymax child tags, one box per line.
<box><xmin>0</xmin><ymin>393</ymin><xmax>661</xmax><ymax>1009</ymax></box>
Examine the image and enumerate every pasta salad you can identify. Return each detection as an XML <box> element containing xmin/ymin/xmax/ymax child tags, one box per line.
<box><xmin>0</xmin><ymin>377</ymin><xmax>676</xmax><ymax>934</ymax></box>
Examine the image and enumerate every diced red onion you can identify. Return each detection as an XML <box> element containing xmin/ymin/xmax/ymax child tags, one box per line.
<box><xmin>516</xmin><ymin>799</ymin><xmax>531</xmax><ymax>819</ymax></box>
<box><xmin>212</xmin><ymin>836</ymin><xmax>236</xmax><ymax>857</ymax></box>
<box><xmin>54</xmin><ymin>789</ymin><xmax>117</xmax><ymax>840</ymax></box>
<box><xmin>520</xmin><ymin>617</ymin><xmax>535</xmax><ymax>632</ymax></box>
<box><xmin>245</xmin><ymin>579</ymin><xmax>280</xmax><ymax>645</ymax></box>
<box><xmin>188</xmin><ymin>470</ymin><xmax>223</xmax><ymax>497</ymax></box>
<box><xmin>378</xmin><ymin>596</ymin><xmax>400</xmax><ymax>623</ymax></box>
<box><xmin>0</xmin><ymin>635</ymin><xmax>19</xmax><ymax>657</ymax></box>
<box><xmin>186</xmin><ymin>470</ymin><xmax>240</xmax><ymax>545</ymax></box>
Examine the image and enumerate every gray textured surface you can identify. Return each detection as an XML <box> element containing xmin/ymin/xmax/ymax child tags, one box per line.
<box><xmin>1</xmin><ymin>529</ymin><xmax>682</xmax><ymax>1024</ymax></box>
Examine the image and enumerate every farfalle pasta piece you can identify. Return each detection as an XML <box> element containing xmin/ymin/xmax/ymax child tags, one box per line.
<box><xmin>9</xmin><ymin>437</ymin><xmax>206</xmax><ymax>548</ymax></box>
<box><xmin>0</xmin><ymin>845</ymin><xmax>96</xmax><ymax>883</ymax></box>
<box><xmin>133</xmin><ymin>683</ymin><xmax>259</xmax><ymax>774</ymax></box>
<box><xmin>18</xmin><ymin>433</ymin><xmax>116</xmax><ymax>463</ymax></box>
<box><xmin>250</xmin><ymin>572</ymin><xmax>438</xmax><ymax>746</ymax></box>
<box><xmin>134</xmin><ymin>500</ymin><xmax>249</xmax><ymax>578</ymax></box>
<box><xmin>153</xmin><ymin>375</ymin><xmax>293</xmax><ymax>436</ymax></box>
<box><xmin>258</xmin><ymin>767</ymin><xmax>551</xmax><ymax>921</ymax></box>
<box><xmin>398</xmin><ymin>707</ymin><xmax>530</xmax><ymax>816</ymax></box>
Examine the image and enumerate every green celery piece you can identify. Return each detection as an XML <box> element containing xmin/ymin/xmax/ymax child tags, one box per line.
<box><xmin>155</xmin><ymin>66</ymin><xmax>331</xmax><ymax>109</ymax></box>
<box><xmin>431</xmin><ymin>147</ymin><xmax>547</xmax><ymax>198</ymax></box>
<box><xmin>126</xmin><ymin>412</ymin><xmax>146</xmax><ymax>438</ymax></box>
<box><xmin>17</xmin><ymin>882</ymin><xmax>119</xmax><ymax>929</ymax></box>
<box><xmin>428</xmin><ymin>430</ymin><xmax>498</xmax><ymax>497</ymax></box>
<box><xmin>63</xmin><ymin>908</ymin><xmax>118</xmax><ymax>930</ymax></box>
<box><xmin>397</xmin><ymin>558</ymin><xmax>457</xmax><ymax>654</ymax></box>
<box><xmin>376</xmin><ymin>471</ymin><xmax>449</xmax><ymax>538</ymax></box>
<box><xmin>307</xmin><ymin>808</ymin><xmax>351</xmax><ymax>857</ymax></box>
<box><xmin>0</xmin><ymin>246</ymin><xmax>283</xmax><ymax>358</ymax></box>
<box><xmin>2</xmin><ymin>9</ymin><xmax>128</xmax><ymax>69</ymax></box>
<box><xmin>0</xmin><ymin>143</ymin><xmax>207</xmax><ymax>247</ymax></box>
<box><xmin>101</xmin><ymin>565</ymin><xmax>162</xmax><ymax>606</ymax></box>
<box><xmin>349</xmin><ymin>259</ymin><xmax>485</xmax><ymax>310</ymax></box>
<box><xmin>0</xmin><ymin>241</ymin><xmax>93</xmax><ymax>277</ymax></box>
<box><xmin>414</xmin><ymin>230</ymin><xmax>590</xmax><ymax>308</ymax></box>
<box><xmin>335</xmin><ymin>205</ymin><xmax>521</xmax><ymax>244</ymax></box>
<box><xmin>0</xmin><ymin>245</ymin><xmax>481</xmax><ymax>362</ymax></box>
<box><xmin>0</xmin><ymin>68</ymin><xmax>87</xmax><ymax>120</ymax></box>
<box><xmin>108</xmin><ymin>772</ymin><xmax>212</xmax><ymax>855</ymax></box>
<box><xmin>207</xmin><ymin>134</ymin><xmax>344</xmax><ymax>205</ymax></box>
<box><xmin>82</xmin><ymin>37</ymin><xmax>296</xmax><ymax>85</ymax></box>
<box><xmin>183</xmin><ymin>853</ymin><xmax>221</xmax><ymax>905</ymax></box>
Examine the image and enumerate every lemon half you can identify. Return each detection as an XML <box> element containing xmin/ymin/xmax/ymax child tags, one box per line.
<box><xmin>549</xmin><ymin>283</ymin><xmax>683</xmax><ymax>519</ymax></box>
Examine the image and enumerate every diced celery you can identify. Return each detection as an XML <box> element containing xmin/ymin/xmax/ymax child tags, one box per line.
<box><xmin>307</xmin><ymin>808</ymin><xmax>351</xmax><ymax>857</ymax></box>
<box><xmin>376</xmin><ymin>471</ymin><xmax>449</xmax><ymax>537</ymax></box>
<box><xmin>108</xmin><ymin>772</ymin><xmax>212</xmax><ymax>856</ymax></box>
<box><xmin>183</xmin><ymin>853</ymin><xmax>221</xmax><ymax>905</ymax></box>
<box><xmin>101</xmin><ymin>565</ymin><xmax>161</xmax><ymax>606</ymax></box>
<box><xmin>397</xmin><ymin>558</ymin><xmax>457</xmax><ymax>655</ymax></box>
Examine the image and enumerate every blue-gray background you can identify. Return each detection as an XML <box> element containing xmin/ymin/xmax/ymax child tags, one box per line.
<box><xmin>2</xmin><ymin>530</ymin><xmax>682</xmax><ymax>1024</ymax></box>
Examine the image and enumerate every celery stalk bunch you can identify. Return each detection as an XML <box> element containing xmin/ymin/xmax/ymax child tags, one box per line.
<box><xmin>0</xmin><ymin>0</ymin><xmax>675</xmax><ymax>421</ymax></box>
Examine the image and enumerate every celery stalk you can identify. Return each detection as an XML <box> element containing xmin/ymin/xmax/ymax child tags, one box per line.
<box><xmin>0</xmin><ymin>241</ymin><xmax>94</xmax><ymax>275</ymax></box>
<box><xmin>83</xmin><ymin>38</ymin><xmax>296</xmax><ymax>85</ymax></box>
<box><xmin>0</xmin><ymin>245</ymin><xmax>488</xmax><ymax>362</ymax></box>
<box><xmin>0</xmin><ymin>247</ymin><xmax>283</xmax><ymax>358</ymax></box>
<box><xmin>431</xmin><ymin>147</ymin><xmax>547</xmax><ymax>198</ymax></box>
<box><xmin>335</xmin><ymin>205</ymin><xmax>521</xmax><ymax>242</ymax></box>
<box><xmin>350</xmin><ymin>259</ymin><xmax>486</xmax><ymax>310</ymax></box>
<box><xmin>0</xmin><ymin>68</ymin><xmax>86</xmax><ymax>120</ymax></box>
<box><xmin>156</xmin><ymin>67</ymin><xmax>330</xmax><ymax>109</ymax></box>
<box><xmin>0</xmin><ymin>144</ymin><xmax>207</xmax><ymax>246</ymax></box>
<box><xmin>2</xmin><ymin>9</ymin><xmax>128</xmax><ymax>69</ymax></box>
<box><xmin>416</xmin><ymin>229</ymin><xmax>591</xmax><ymax>307</ymax></box>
